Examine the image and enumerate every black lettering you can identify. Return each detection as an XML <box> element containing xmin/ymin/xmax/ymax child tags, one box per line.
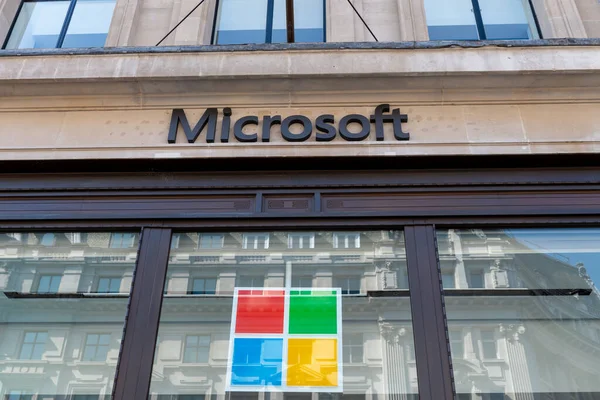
<box><xmin>220</xmin><ymin>107</ymin><xmax>232</xmax><ymax>143</ymax></box>
<box><xmin>369</xmin><ymin>104</ymin><xmax>390</xmax><ymax>141</ymax></box>
<box><xmin>391</xmin><ymin>108</ymin><xmax>409</xmax><ymax>140</ymax></box>
<box><xmin>168</xmin><ymin>108</ymin><xmax>218</xmax><ymax>143</ymax></box>
<box><xmin>262</xmin><ymin>115</ymin><xmax>281</xmax><ymax>143</ymax></box>
<box><xmin>339</xmin><ymin>114</ymin><xmax>370</xmax><ymax>141</ymax></box>
<box><xmin>315</xmin><ymin>114</ymin><xmax>336</xmax><ymax>142</ymax></box>
<box><xmin>281</xmin><ymin>115</ymin><xmax>312</xmax><ymax>142</ymax></box>
<box><xmin>234</xmin><ymin>116</ymin><xmax>259</xmax><ymax>142</ymax></box>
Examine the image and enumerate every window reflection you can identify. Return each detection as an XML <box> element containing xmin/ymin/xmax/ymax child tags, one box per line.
<box><xmin>0</xmin><ymin>231</ymin><xmax>139</xmax><ymax>399</ymax></box>
<box><xmin>151</xmin><ymin>231</ymin><xmax>418</xmax><ymax>399</ymax></box>
<box><xmin>438</xmin><ymin>228</ymin><xmax>600</xmax><ymax>399</ymax></box>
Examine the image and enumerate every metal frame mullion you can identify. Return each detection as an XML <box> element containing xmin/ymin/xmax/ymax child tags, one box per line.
<box><xmin>113</xmin><ymin>227</ymin><xmax>172</xmax><ymax>400</ymax></box>
<box><xmin>55</xmin><ymin>0</ymin><xmax>78</xmax><ymax>48</ymax></box>
<box><xmin>405</xmin><ymin>225</ymin><xmax>454</xmax><ymax>400</ymax></box>
<box><xmin>265</xmin><ymin>0</ymin><xmax>275</xmax><ymax>43</ymax></box>
<box><xmin>470</xmin><ymin>0</ymin><xmax>486</xmax><ymax>40</ymax></box>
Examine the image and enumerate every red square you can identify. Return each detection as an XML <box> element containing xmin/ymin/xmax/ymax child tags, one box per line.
<box><xmin>235</xmin><ymin>290</ymin><xmax>285</xmax><ymax>334</ymax></box>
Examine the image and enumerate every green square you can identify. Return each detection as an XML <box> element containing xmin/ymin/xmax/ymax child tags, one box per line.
<box><xmin>288</xmin><ymin>291</ymin><xmax>337</xmax><ymax>334</ymax></box>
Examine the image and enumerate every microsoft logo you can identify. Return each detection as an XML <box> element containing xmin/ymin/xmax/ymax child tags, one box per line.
<box><xmin>226</xmin><ymin>288</ymin><xmax>343</xmax><ymax>392</ymax></box>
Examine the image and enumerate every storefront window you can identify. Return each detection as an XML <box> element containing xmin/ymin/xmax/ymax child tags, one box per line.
<box><xmin>0</xmin><ymin>231</ymin><xmax>139</xmax><ymax>399</ymax></box>
<box><xmin>150</xmin><ymin>231</ymin><xmax>418</xmax><ymax>399</ymax></box>
<box><xmin>437</xmin><ymin>228</ymin><xmax>600</xmax><ymax>399</ymax></box>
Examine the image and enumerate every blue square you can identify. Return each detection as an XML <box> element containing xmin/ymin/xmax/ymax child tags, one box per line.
<box><xmin>231</xmin><ymin>338</ymin><xmax>283</xmax><ymax>386</ymax></box>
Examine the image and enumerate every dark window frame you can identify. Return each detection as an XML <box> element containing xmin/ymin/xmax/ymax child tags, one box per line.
<box><xmin>211</xmin><ymin>0</ymin><xmax>327</xmax><ymax>44</ymax></box>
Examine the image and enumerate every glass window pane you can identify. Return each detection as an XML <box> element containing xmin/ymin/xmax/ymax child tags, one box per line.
<box><xmin>272</xmin><ymin>0</ymin><xmax>324</xmax><ymax>43</ymax></box>
<box><xmin>0</xmin><ymin>231</ymin><xmax>138</xmax><ymax>397</ymax></box>
<box><xmin>437</xmin><ymin>228</ymin><xmax>600</xmax><ymax>398</ymax></box>
<box><xmin>62</xmin><ymin>0</ymin><xmax>115</xmax><ymax>48</ymax></box>
<box><xmin>479</xmin><ymin>0</ymin><xmax>534</xmax><ymax>39</ymax></box>
<box><xmin>150</xmin><ymin>231</ymin><xmax>418</xmax><ymax>398</ymax></box>
<box><xmin>215</xmin><ymin>0</ymin><xmax>268</xmax><ymax>44</ymax></box>
<box><xmin>5</xmin><ymin>2</ymin><xmax>70</xmax><ymax>49</ymax></box>
<box><xmin>424</xmin><ymin>0</ymin><xmax>479</xmax><ymax>40</ymax></box>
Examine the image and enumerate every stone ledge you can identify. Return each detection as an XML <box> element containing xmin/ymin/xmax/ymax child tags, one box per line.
<box><xmin>1</xmin><ymin>39</ymin><xmax>600</xmax><ymax>57</ymax></box>
<box><xmin>0</xmin><ymin>45</ymin><xmax>599</xmax><ymax>84</ymax></box>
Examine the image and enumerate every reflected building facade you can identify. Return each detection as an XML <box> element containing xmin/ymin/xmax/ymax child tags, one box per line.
<box><xmin>1</xmin><ymin>229</ymin><xmax>599</xmax><ymax>400</ymax></box>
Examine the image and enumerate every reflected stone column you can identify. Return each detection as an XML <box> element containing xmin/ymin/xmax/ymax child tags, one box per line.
<box><xmin>378</xmin><ymin>318</ymin><xmax>409</xmax><ymax>400</ymax></box>
<box><xmin>500</xmin><ymin>324</ymin><xmax>534</xmax><ymax>400</ymax></box>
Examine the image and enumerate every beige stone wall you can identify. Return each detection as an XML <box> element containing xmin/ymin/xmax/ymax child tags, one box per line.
<box><xmin>0</xmin><ymin>103</ymin><xmax>598</xmax><ymax>161</ymax></box>
<box><xmin>574</xmin><ymin>0</ymin><xmax>600</xmax><ymax>37</ymax></box>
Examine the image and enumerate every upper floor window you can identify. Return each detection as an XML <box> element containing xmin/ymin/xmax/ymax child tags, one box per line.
<box><xmin>4</xmin><ymin>0</ymin><xmax>117</xmax><ymax>49</ymax></box>
<box><xmin>97</xmin><ymin>277</ymin><xmax>122</xmax><ymax>293</ymax></box>
<box><xmin>336</xmin><ymin>276</ymin><xmax>361</xmax><ymax>295</ymax></box>
<box><xmin>214</xmin><ymin>0</ymin><xmax>325</xmax><ymax>45</ymax></box>
<box><xmin>480</xmin><ymin>330</ymin><xmax>498</xmax><ymax>359</ymax></box>
<box><xmin>423</xmin><ymin>0</ymin><xmax>539</xmax><ymax>41</ymax></box>
<box><xmin>110</xmin><ymin>233</ymin><xmax>136</xmax><ymax>249</ymax></box>
<box><xmin>333</xmin><ymin>233</ymin><xmax>361</xmax><ymax>249</ymax></box>
<box><xmin>19</xmin><ymin>331</ymin><xmax>47</xmax><ymax>360</ymax></box>
<box><xmin>183</xmin><ymin>335</ymin><xmax>210</xmax><ymax>363</ymax></box>
<box><xmin>7</xmin><ymin>392</ymin><xmax>33</xmax><ymax>400</ymax></box>
<box><xmin>82</xmin><ymin>333</ymin><xmax>110</xmax><ymax>362</ymax></box>
<box><xmin>288</xmin><ymin>233</ymin><xmax>315</xmax><ymax>249</ymax></box>
<box><xmin>199</xmin><ymin>234</ymin><xmax>224</xmax><ymax>249</ymax></box>
<box><xmin>469</xmin><ymin>270</ymin><xmax>485</xmax><ymax>288</ymax></box>
<box><xmin>243</xmin><ymin>233</ymin><xmax>270</xmax><ymax>250</ymax></box>
<box><xmin>343</xmin><ymin>334</ymin><xmax>364</xmax><ymax>364</ymax></box>
<box><xmin>36</xmin><ymin>275</ymin><xmax>62</xmax><ymax>293</ymax></box>
<box><xmin>190</xmin><ymin>278</ymin><xmax>217</xmax><ymax>295</ymax></box>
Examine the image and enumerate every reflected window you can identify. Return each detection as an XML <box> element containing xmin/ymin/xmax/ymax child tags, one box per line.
<box><xmin>110</xmin><ymin>232</ymin><xmax>136</xmax><ymax>248</ymax></box>
<box><xmin>449</xmin><ymin>330</ymin><xmax>464</xmax><ymax>359</ymax></box>
<box><xmin>36</xmin><ymin>274</ymin><xmax>61</xmax><ymax>293</ymax></box>
<box><xmin>19</xmin><ymin>331</ymin><xmax>47</xmax><ymax>360</ymax></box>
<box><xmin>199</xmin><ymin>234</ymin><xmax>224</xmax><ymax>249</ymax></box>
<box><xmin>336</xmin><ymin>276</ymin><xmax>361</xmax><ymax>295</ymax></box>
<box><xmin>97</xmin><ymin>277</ymin><xmax>122</xmax><ymax>293</ymax></box>
<box><xmin>151</xmin><ymin>230</ymin><xmax>418</xmax><ymax>398</ymax></box>
<box><xmin>480</xmin><ymin>330</ymin><xmax>497</xmax><ymax>359</ymax></box>
<box><xmin>292</xmin><ymin>276</ymin><xmax>313</xmax><ymax>289</ymax></box>
<box><xmin>288</xmin><ymin>233</ymin><xmax>315</xmax><ymax>249</ymax></box>
<box><xmin>190</xmin><ymin>278</ymin><xmax>217</xmax><ymax>295</ymax></box>
<box><xmin>82</xmin><ymin>333</ymin><xmax>111</xmax><ymax>361</ymax></box>
<box><xmin>183</xmin><ymin>335</ymin><xmax>210</xmax><ymax>363</ymax></box>
<box><xmin>438</xmin><ymin>228</ymin><xmax>600</xmax><ymax>399</ymax></box>
<box><xmin>424</xmin><ymin>0</ymin><xmax>538</xmax><ymax>40</ymax></box>
<box><xmin>0</xmin><ymin>231</ymin><xmax>138</xmax><ymax>398</ymax></box>
<box><xmin>469</xmin><ymin>270</ymin><xmax>485</xmax><ymax>288</ymax></box>
<box><xmin>171</xmin><ymin>233</ymin><xmax>181</xmax><ymax>249</ymax></box>
<box><xmin>343</xmin><ymin>334</ymin><xmax>364</xmax><ymax>364</ymax></box>
<box><xmin>214</xmin><ymin>0</ymin><xmax>324</xmax><ymax>44</ymax></box>
<box><xmin>333</xmin><ymin>233</ymin><xmax>361</xmax><ymax>249</ymax></box>
<box><xmin>40</xmin><ymin>233</ymin><xmax>56</xmax><ymax>246</ymax></box>
<box><xmin>4</xmin><ymin>0</ymin><xmax>116</xmax><ymax>49</ymax></box>
<box><xmin>441</xmin><ymin>271</ymin><xmax>455</xmax><ymax>288</ymax></box>
<box><xmin>243</xmin><ymin>233</ymin><xmax>269</xmax><ymax>250</ymax></box>
<box><xmin>237</xmin><ymin>275</ymin><xmax>265</xmax><ymax>289</ymax></box>
<box><xmin>7</xmin><ymin>392</ymin><xmax>33</xmax><ymax>400</ymax></box>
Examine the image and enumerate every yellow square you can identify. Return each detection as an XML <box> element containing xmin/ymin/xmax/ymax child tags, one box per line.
<box><xmin>286</xmin><ymin>338</ymin><xmax>338</xmax><ymax>387</ymax></box>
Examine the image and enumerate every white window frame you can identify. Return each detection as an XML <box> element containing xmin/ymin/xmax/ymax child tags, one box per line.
<box><xmin>242</xmin><ymin>233</ymin><xmax>270</xmax><ymax>250</ymax></box>
<box><xmin>288</xmin><ymin>233</ymin><xmax>315</xmax><ymax>249</ymax></box>
<box><xmin>333</xmin><ymin>233</ymin><xmax>361</xmax><ymax>249</ymax></box>
<box><xmin>199</xmin><ymin>234</ymin><xmax>225</xmax><ymax>249</ymax></box>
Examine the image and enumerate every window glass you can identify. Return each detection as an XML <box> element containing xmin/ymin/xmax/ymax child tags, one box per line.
<box><xmin>151</xmin><ymin>231</ymin><xmax>418</xmax><ymax>399</ymax></box>
<box><xmin>62</xmin><ymin>0</ymin><xmax>116</xmax><ymax>47</ymax></box>
<box><xmin>424</xmin><ymin>0</ymin><xmax>479</xmax><ymax>40</ymax></box>
<box><xmin>5</xmin><ymin>1</ymin><xmax>70</xmax><ymax>49</ymax></box>
<box><xmin>36</xmin><ymin>275</ymin><xmax>61</xmax><ymax>293</ymax></box>
<box><xmin>437</xmin><ymin>228</ymin><xmax>600</xmax><ymax>399</ymax></box>
<box><xmin>97</xmin><ymin>277</ymin><xmax>123</xmax><ymax>293</ymax></box>
<box><xmin>215</xmin><ymin>0</ymin><xmax>268</xmax><ymax>44</ymax></box>
<box><xmin>272</xmin><ymin>0</ymin><xmax>324</xmax><ymax>43</ymax></box>
<box><xmin>479</xmin><ymin>0</ymin><xmax>534</xmax><ymax>39</ymax></box>
<box><xmin>0</xmin><ymin>231</ymin><xmax>138</xmax><ymax>398</ymax></box>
